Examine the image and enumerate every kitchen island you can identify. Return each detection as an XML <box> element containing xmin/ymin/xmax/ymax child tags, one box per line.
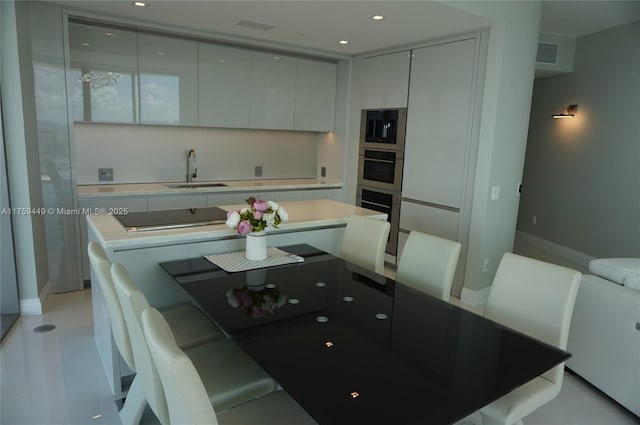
<box><xmin>88</xmin><ymin>199</ymin><xmax>385</xmax><ymax>395</ymax></box>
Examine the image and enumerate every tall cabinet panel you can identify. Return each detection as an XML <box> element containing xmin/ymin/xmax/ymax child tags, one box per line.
<box><xmin>68</xmin><ymin>22</ymin><xmax>138</xmax><ymax>124</ymax></box>
<box><xmin>403</xmin><ymin>38</ymin><xmax>476</xmax><ymax>209</ymax></box>
<box><xmin>250</xmin><ymin>52</ymin><xmax>296</xmax><ymax>130</ymax></box>
<box><xmin>361</xmin><ymin>50</ymin><xmax>411</xmax><ymax>109</ymax></box>
<box><xmin>198</xmin><ymin>43</ymin><xmax>251</xmax><ymax>128</ymax></box>
<box><xmin>138</xmin><ymin>33</ymin><xmax>198</xmax><ymax>126</ymax></box>
<box><xmin>294</xmin><ymin>59</ymin><xmax>336</xmax><ymax>131</ymax></box>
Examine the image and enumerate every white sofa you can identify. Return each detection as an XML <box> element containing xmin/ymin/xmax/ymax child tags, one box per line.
<box><xmin>566</xmin><ymin>260</ymin><xmax>640</xmax><ymax>417</ymax></box>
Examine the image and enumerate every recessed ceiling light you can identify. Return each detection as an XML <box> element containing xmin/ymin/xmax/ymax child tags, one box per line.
<box><xmin>157</xmin><ymin>51</ymin><xmax>165</xmax><ymax>55</ymax></box>
<box><xmin>371</xmin><ymin>15</ymin><xmax>385</xmax><ymax>21</ymax></box>
<box><xmin>133</xmin><ymin>1</ymin><xmax>146</xmax><ymax>7</ymax></box>
<box><xmin>82</xmin><ymin>42</ymin><xmax>90</xmax><ymax>46</ymax></box>
<box><xmin>105</xmin><ymin>32</ymin><xmax>113</xmax><ymax>37</ymax></box>
<box><xmin>338</xmin><ymin>40</ymin><xmax>349</xmax><ymax>45</ymax></box>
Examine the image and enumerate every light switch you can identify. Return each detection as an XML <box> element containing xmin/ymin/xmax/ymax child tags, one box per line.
<box><xmin>491</xmin><ymin>185</ymin><xmax>500</xmax><ymax>200</ymax></box>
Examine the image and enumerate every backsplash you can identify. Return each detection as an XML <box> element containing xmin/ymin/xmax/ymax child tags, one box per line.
<box><xmin>74</xmin><ymin>123</ymin><xmax>320</xmax><ymax>184</ymax></box>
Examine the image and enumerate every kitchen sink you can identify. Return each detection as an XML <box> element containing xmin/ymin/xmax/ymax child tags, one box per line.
<box><xmin>165</xmin><ymin>183</ymin><xmax>228</xmax><ymax>189</ymax></box>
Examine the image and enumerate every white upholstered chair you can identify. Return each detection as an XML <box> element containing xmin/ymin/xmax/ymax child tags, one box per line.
<box><xmin>88</xmin><ymin>242</ymin><xmax>144</xmax><ymax>425</ymax></box>
<box><xmin>89</xmin><ymin>242</ymin><xmax>227</xmax><ymax>424</ymax></box>
<box><xmin>141</xmin><ymin>307</ymin><xmax>317</xmax><ymax>425</ymax></box>
<box><xmin>395</xmin><ymin>231</ymin><xmax>461</xmax><ymax>301</ymax></box>
<box><xmin>340</xmin><ymin>215</ymin><xmax>390</xmax><ymax>275</ymax></box>
<box><xmin>112</xmin><ymin>263</ymin><xmax>275</xmax><ymax>425</ymax></box>
<box><xmin>480</xmin><ymin>252</ymin><xmax>581</xmax><ymax>425</ymax></box>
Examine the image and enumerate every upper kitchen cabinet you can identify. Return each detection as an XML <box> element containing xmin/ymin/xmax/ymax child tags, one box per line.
<box><xmin>68</xmin><ymin>23</ymin><xmax>138</xmax><ymax>124</ymax></box>
<box><xmin>250</xmin><ymin>52</ymin><xmax>297</xmax><ymax>130</ymax></box>
<box><xmin>294</xmin><ymin>59</ymin><xmax>336</xmax><ymax>132</ymax></box>
<box><xmin>361</xmin><ymin>51</ymin><xmax>411</xmax><ymax>109</ymax></box>
<box><xmin>198</xmin><ymin>43</ymin><xmax>251</xmax><ymax>128</ymax></box>
<box><xmin>137</xmin><ymin>33</ymin><xmax>198</xmax><ymax>126</ymax></box>
<box><xmin>403</xmin><ymin>38</ymin><xmax>477</xmax><ymax>209</ymax></box>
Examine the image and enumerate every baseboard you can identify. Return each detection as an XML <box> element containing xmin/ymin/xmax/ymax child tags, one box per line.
<box><xmin>514</xmin><ymin>231</ymin><xmax>594</xmax><ymax>273</ymax></box>
<box><xmin>460</xmin><ymin>285</ymin><xmax>490</xmax><ymax>306</ymax></box>
<box><xmin>19</xmin><ymin>280</ymin><xmax>52</xmax><ymax>315</ymax></box>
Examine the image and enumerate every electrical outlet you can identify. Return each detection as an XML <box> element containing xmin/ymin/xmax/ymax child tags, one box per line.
<box><xmin>254</xmin><ymin>165</ymin><xmax>262</xmax><ymax>177</ymax></box>
<box><xmin>531</xmin><ymin>215</ymin><xmax>537</xmax><ymax>225</ymax></box>
<box><xmin>98</xmin><ymin>168</ymin><xmax>113</xmax><ymax>182</ymax></box>
<box><xmin>483</xmin><ymin>258</ymin><xmax>491</xmax><ymax>272</ymax></box>
<box><xmin>321</xmin><ymin>166</ymin><xmax>326</xmax><ymax>178</ymax></box>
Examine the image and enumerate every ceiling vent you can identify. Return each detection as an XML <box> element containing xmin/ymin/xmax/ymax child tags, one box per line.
<box><xmin>536</xmin><ymin>42</ymin><xmax>559</xmax><ymax>65</ymax></box>
<box><xmin>235</xmin><ymin>20</ymin><xmax>275</xmax><ymax>31</ymax></box>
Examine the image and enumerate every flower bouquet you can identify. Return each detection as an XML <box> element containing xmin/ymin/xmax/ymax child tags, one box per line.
<box><xmin>225</xmin><ymin>284</ymin><xmax>287</xmax><ymax>318</ymax></box>
<box><xmin>225</xmin><ymin>196</ymin><xmax>289</xmax><ymax>235</ymax></box>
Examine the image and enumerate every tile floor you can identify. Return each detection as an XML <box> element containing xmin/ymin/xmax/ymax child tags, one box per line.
<box><xmin>1</xmin><ymin>289</ymin><xmax>638</xmax><ymax>425</ymax></box>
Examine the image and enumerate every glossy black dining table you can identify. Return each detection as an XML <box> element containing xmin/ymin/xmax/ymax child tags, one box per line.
<box><xmin>160</xmin><ymin>244</ymin><xmax>570</xmax><ymax>425</ymax></box>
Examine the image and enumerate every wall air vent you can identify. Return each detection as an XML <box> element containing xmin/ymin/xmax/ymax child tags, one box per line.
<box><xmin>536</xmin><ymin>42</ymin><xmax>559</xmax><ymax>65</ymax></box>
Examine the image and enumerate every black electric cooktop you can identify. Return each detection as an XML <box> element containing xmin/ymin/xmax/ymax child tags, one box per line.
<box><xmin>115</xmin><ymin>206</ymin><xmax>228</xmax><ymax>232</ymax></box>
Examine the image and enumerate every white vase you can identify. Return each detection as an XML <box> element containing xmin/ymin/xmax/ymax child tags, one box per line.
<box><xmin>245</xmin><ymin>231</ymin><xmax>267</xmax><ymax>261</ymax></box>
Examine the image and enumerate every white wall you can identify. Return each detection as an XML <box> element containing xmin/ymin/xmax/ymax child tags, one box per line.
<box><xmin>518</xmin><ymin>22</ymin><xmax>640</xmax><ymax>258</ymax></box>
<box><xmin>449</xmin><ymin>1</ymin><xmax>542</xmax><ymax>297</ymax></box>
<box><xmin>75</xmin><ymin>123</ymin><xmax>322</xmax><ymax>184</ymax></box>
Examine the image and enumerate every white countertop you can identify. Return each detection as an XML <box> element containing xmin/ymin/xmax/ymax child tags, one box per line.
<box><xmin>78</xmin><ymin>178</ymin><xmax>343</xmax><ymax>198</ymax></box>
<box><xmin>89</xmin><ymin>199</ymin><xmax>385</xmax><ymax>250</ymax></box>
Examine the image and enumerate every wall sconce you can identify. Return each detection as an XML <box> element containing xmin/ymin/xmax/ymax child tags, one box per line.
<box><xmin>552</xmin><ymin>104</ymin><xmax>578</xmax><ymax>119</ymax></box>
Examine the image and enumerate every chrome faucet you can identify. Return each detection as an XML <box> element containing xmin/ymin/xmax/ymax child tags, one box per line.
<box><xmin>187</xmin><ymin>149</ymin><xmax>197</xmax><ymax>183</ymax></box>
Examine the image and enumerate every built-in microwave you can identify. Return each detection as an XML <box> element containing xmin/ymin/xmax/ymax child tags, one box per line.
<box><xmin>360</xmin><ymin>108</ymin><xmax>407</xmax><ymax>152</ymax></box>
<box><xmin>357</xmin><ymin>148</ymin><xmax>404</xmax><ymax>192</ymax></box>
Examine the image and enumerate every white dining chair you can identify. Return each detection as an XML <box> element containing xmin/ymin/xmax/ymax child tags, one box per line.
<box><xmin>395</xmin><ymin>231</ymin><xmax>461</xmax><ymax>301</ymax></box>
<box><xmin>141</xmin><ymin>307</ymin><xmax>317</xmax><ymax>425</ymax></box>
<box><xmin>480</xmin><ymin>252</ymin><xmax>581</xmax><ymax>425</ymax></box>
<box><xmin>89</xmin><ymin>242</ymin><xmax>229</xmax><ymax>425</ymax></box>
<box><xmin>88</xmin><ymin>242</ymin><xmax>145</xmax><ymax>425</ymax></box>
<box><xmin>340</xmin><ymin>214</ymin><xmax>390</xmax><ymax>275</ymax></box>
<box><xmin>112</xmin><ymin>263</ymin><xmax>275</xmax><ymax>425</ymax></box>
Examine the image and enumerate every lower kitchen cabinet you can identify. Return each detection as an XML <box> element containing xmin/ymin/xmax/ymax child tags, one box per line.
<box><xmin>259</xmin><ymin>190</ymin><xmax>304</xmax><ymax>202</ymax></box>
<box><xmin>399</xmin><ymin>200</ymin><xmax>459</xmax><ymax>241</ymax></box>
<box><xmin>147</xmin><ymin>194</ymin><xmax>207</xmax><ymax>210</ymax></box>
<box><xmin>207</xmin><ymin>192</ymin><xmax>254</xmax><ymax>207</ymax></box>
<box><xmin>303</xmin><ymin>188</ymin><xmax>343</xmax><ymax>201</ymax></box>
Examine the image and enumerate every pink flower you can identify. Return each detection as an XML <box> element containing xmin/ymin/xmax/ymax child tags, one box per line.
<box><xmin>236</xmin><ymin>292</ymin><xmax>251</xmax><ymax>307</ymax></box>
<box><xmin>251</xmin><ymin>305</ymin><xmax>267</xmax><ymax>318</ymax></box>
<box><xmin>236</xmin><ymin>220</ymin><xmax>252</xmax><ymax>235</ymax></box>
<box><xmin>253</xmin><ymin>199</ymin><xmax>268</xmax><ymax>212</ymax></box>
<box><xmin>253</xmin><ymin>210</ymin><xmax>263</xmax><ymax>220</ymax></box>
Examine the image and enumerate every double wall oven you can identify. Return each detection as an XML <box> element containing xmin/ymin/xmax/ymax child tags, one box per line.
<box><xmin>357</xmin><ymin>108</ymin><xmax>406</xmax><ymax>256</ymax></box>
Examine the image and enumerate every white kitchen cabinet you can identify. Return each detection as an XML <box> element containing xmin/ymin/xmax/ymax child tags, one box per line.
<box><xmin>78</xmin><ymin>196</ymin><xmax>148</xmax><ymax>280</ymax></box>
<box><xmin>303</xmin><ymin>188</ymin><xmax>342</xmax><ymax>201</ymax></box>
<box><xmin>68</xmin><ymin>23</ymin><xmax>138</xmax><ymax>124</ymax></box>
<box><xmin>399</xmin><ymin>201</ymin><xmax>459</xmax><ymax>241</ymax></box>
<box><xmin>138</xmin><ymin>33</ymin><xmax>198</xmax><ymax>126</ymax></box>
<box><xmin>259</xmin><ymin>190</ymin><xmax>304</xmax><ymax>202</ymax></box>
<box><xmin>361</xmin><ymin>50</ymin><xmax>411</xmax><ymax>109</ymax></box>
<box><xmin>207</xmin><ymin>192</ymin><xmax>253</xmax><ymax>207</ymax></box>
<box><xmin>250</xmin><ymin>52</ymin><xmax>297</xmax><ymax>130</ymax></box>
<box><xmin>198</xmin><ymin>43</ymin><xmax>251</xmax><ymax>128</ymax></box>
<box><xmin>294</xmin><ymin>59</ymin><xmax>337</xmax><ymax>131</ymax></box>
<box><xmin>147</xmin><ymin>194</ymin><xmax>207</xmax><ymax>211</ymax></box>
<box><xmin>403</xmin><ymin>38</ymin><xmax>476</xmax><ymax>209</ymax></box>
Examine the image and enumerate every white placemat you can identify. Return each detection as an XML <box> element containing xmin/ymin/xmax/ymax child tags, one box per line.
<box><xmin>204</xmin><ymin>247</ymin><xmax>304</xmax><ymax>272</ymax></box>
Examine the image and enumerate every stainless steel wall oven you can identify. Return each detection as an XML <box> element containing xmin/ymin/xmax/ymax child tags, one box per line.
<box><xmin>357</xmin><ymin>148</ymin><xmax>403</xmax><ymax>192</ymax></box>
<box><xmin>356</xmin><ymin>186</ymin><xmax>401</xmax><ymax>255</ymax></box>
<box><xmin>356</xmin><ymin>108</ymin><xmax>407</xmax><ymax>257</ymax></box>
